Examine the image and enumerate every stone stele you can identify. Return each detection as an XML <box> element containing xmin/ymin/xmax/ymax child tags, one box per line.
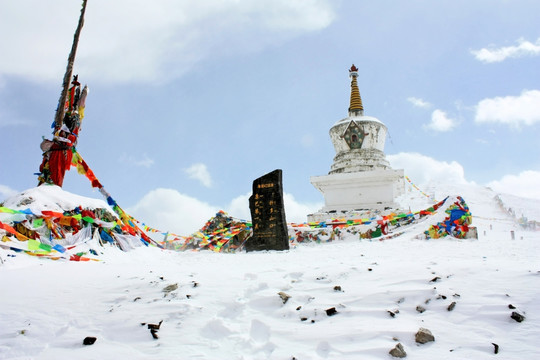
<box><xmin>247</xmin><ymin>169</ymin><xmax>289</xmax><ymax>251</ymax></box>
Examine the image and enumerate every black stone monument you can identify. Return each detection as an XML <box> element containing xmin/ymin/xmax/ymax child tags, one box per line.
<box><xmin>247</xmin><ymin>169</ymin><xmax>289</xmax><ymax>251</ymax></box>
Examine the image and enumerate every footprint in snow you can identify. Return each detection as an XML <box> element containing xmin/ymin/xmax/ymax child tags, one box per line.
<box><xmin>250</xmin><ymin>319</ymin><xmax>271</xmax><ymax>343</ymax></box>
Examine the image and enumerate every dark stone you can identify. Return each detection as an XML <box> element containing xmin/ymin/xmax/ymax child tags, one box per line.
<box><xmin>492</xmin><ymin>342</ymin><xmax>499</xmax><ymax>354</ymax></box>
<box><xmin>416</xmin><ymin>305</ymin><xmax>426</xmax><ymax>313</ymax></box>
<box><xmin>511</xmin><ymin>311</ymin><xmax>525</xmax><ymax>322</ymax></box>
<box><xmin>326</xmin><ymin>307</ymin><xmax>338</xmax><ymax>316</ymax></box>
<box><xmin>430</xmin><ymin>276</ymin><xmax>441</xmax><ymax>282</ymax></box>
<box><xmin>247</xmin><ymin>169</ymin><xmax>289</xmax><ymax>251</ymax></box>
<box><xmin>447</xmin><ymin>302</ymin><xmax>456</xmax><ymax>311</ymax></box>
<box><xmin>389</xmin><ymin>342</ymin><xmax>407</xmax><ymax>358</ymax></box>
<box><xmin>83</xmin><ymin>336</ymin><xmax>97</xmax><ymax>345</ymax></box>
<box><xmin>415</xmin><ymin>327</ymin><xmax>435</xmax><ymax>344</ymax></box>
<box><xmin>150</xmin><ymin>329</ymin><xmax>159</xmax><ymax>339</ymax></box>
<box><xmin>508</xmin><ymin>304</ymin><xmax>516</xmax><ymax>309</ymax></box>
<box><xmin>333</xmin><ymin>286</ymin><xmax>342</xmax><ymax>292</ymax></box>
<box><xmin>147</xmin><ymin>320</ymin><xmax>163</xmax><ymax>330</ymax></box>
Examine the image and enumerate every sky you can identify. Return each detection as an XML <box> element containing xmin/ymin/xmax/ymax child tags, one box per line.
<box><xmin>1</xmin><ymin>0</ymin><xmax>540</xmax><ymax>234</ymax></box>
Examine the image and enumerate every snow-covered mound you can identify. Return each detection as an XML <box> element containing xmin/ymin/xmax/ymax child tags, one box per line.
<box><xmin>495</xmin><ymin>192</ymin><xmax>540</xmax><ymax>222</ymax></box>
<box><xmin>0</xmin><ymin>185</ymin><xmax>155</xmax><ymax>259</ymax></box>
<box><xmin>1</xmin><ymin>182</ymin><xmax>539</xmax><ymax>359</ymax></box>
<box><xmin>2</xmin><ymin>184</ymin><xmax>113</xmax><ymax>215</ymax></box>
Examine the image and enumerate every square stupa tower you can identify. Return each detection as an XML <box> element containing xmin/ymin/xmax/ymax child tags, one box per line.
<box><xmin>309</xmin><ymin>65</ymin><xmax>404</xmax><ymax>221</ymax></box>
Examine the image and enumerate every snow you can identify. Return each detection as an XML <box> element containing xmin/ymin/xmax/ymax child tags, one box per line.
<box><xmin>1</xmin><ymin>182</ymin><xmax>540</xmax><ymax>359</ymax></box>
<box><xmin>2</xmin><ymin>184</ymin><xmax>113</xmax><ymax>215</ymax></box>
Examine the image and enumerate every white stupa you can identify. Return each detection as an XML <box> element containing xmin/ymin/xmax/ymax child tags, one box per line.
<box><xmin>309</xmin><ymin>65</ymin><xmax>404</xmax><ymax>221</ymax></box>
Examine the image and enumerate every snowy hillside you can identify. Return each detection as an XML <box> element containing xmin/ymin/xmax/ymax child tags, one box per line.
<box><xmin>1</xmin><ymin>182</ymin><xmax>539</xmax><ymax>359</ymax></box>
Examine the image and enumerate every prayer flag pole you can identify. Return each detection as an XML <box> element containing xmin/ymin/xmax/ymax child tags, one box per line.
<box><xmin>53</xmin><ymin>0</ymin><xmax>87</xmax><ymax>130</ymax></box>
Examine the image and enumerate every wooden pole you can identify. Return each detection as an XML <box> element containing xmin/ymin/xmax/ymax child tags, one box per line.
<box><xmin>53</xmin><ymin>0</ymin><xmax>88</xmax><ymax>130</ymax></box>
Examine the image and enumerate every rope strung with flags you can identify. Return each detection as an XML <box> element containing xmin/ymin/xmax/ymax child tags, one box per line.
<box><xmin>405</xmin><ymin>175</ymin><xmax>437</xmax><ymax>202</ymax></box>
<box><xmin>70</xmin><ymin>148</ymin><xmax>161</xmax><ymax>248</ymax></box>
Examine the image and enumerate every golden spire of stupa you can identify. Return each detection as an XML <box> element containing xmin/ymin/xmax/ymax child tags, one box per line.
<box><xmin>348</xmin><ymin>64</ymin><xmax>364</xmax><ymax>116</ymax></box>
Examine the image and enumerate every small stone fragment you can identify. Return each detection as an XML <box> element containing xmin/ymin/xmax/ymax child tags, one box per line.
<box><xmin>389</xmin><ymin>342</ymin><xmax>407</xmax><ymax>358</ymax></box>
<box><xmin>147</xmin><ymin>320</ymin><xmax>163</xmax><ymax>330</ymax></box>
<box><xmin>83</xmin><ymin>336</ymin><xmax>97</xmax><ymax>345</ymax></box>
<box><xmin>296</xmin><ymin>306</ymin><xmax>302</xmax><ymax>311</ymax></box>
<box><xmin>162</xmin><ymin>283</ymin><xmax>178</xmax><ymax>293</ymax></box>
<box><xmin>430</xmin><ymin>276</ymin><xmax>441</xmax><ymax>282</ymax></box>
<box><xmin>447</xmin><ymin>302</ymin><xmax>456</xmax><ymax>311</ymax></box>
<box><xmin>333</xmin><ymin>285</ymin><xmax>342</xmax><ymax>292</ymax></box>
<box><xmin>492</xmin><ymin>342</ymin><xmax>499</xmax><ymax>354</ymax></box>
<box><xmin>511</xmin><ymin>311</ymin><xmax>525</xmax><ymax>322</ymax></box>
<box><xmin>300</xmin><ymin>317</ymin><xmax>308</xmax><ymax>321</ymax></box>
<box><xmin>416</xmin><ymin>305</ymin><xmax>426</xmax><ymax>313</ymax></box>
<box><xmin>415</xmin><ymin>327</ymin><xmax>435</xmax><ymax>344</ymax></box>
<box><xmin>326</xmin><ymin>307</ymin><xmax>338</xmax><ymax>316</ymax></box>
<box><xmin>508</xmin><ymin>304</ymin><xmax>516</xmax><ymax>309</ymax></box>
<box><xmin>278</xmin><ymin>291</ymin><xmax>291</xmax><ymax>304</ymax></box>
<box><xmin>133</xmin><ymin>297</ymin><xmax>141</xmax><ymax>302</ymax></box>
<box><xmin>150</xmin><ymin>329</ymin><xmax>159</xmax><ymax>339</ymax></box>
<box><xmin>388</xmin><ymin>310</ymin><xmax>399</xmax><ymax>318</ymax></box>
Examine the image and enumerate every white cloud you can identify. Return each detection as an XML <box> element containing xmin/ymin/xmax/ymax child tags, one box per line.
<box><xmin>119</xmin><ymin>153</ymin><xmax>154</xmax><ymax>168</ymax></box>
<box><xmin>283</xmin><ymin>193</ymin><xmax>323</xmax><ymax>224</ymax></box>
<box><xmin>475</xmin><ymin>138</ymin><xmax>489</xmax><ymax>145</ymax></box>
<box><xmin>487</xmin><ymin>170</ymin><xmax>540</xmax><ymax>200</ymax></box>
<box><xmin>185</xmin><ymin>163</ymin><xmax>212</xmax><ymax>188</ymax></box>
<box><xmin>227</xmin><ymin>193</ymin><xmax>252</xmax><ymax>221</ymax></box>
<box><xmin>0</xmin><ymin>0</ymin><xmax>336</xmax><ymax>84</ymax></box>
<box><xmin>407</xmin><ymin>97</ymin><xmax>431</xmax><ymax>108</ymax></box>
<box><xmin>127</xmin><ymin>188</ymin><xmax>219</xmax><ymax>235</ymax></box>
<box><xmin>471</xmin><ymin>37</ymin><xmax>540</xmax><ymax>63</ymax></box>
<box><xmin>387</xmin><ymin>152</ymin><xmax>470</xmax><ymax>186</ymax></box>
<box><xmin>0</xmin><ymin>184</ymin><xmax>18</xmax><ymax>200</ymax></box>
<box><xmin>474</xmin><ymin>90</ymin><xmax>540</xmax><ymax>128</ymax></box>
<box><xmin>424</xmin><ymin>109</ymin><xmax>457</xmax><ymax>132</ymax></box>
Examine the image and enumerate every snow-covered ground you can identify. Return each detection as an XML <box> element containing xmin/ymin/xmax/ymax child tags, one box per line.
<box><xmin>1</xmin><ymin>182</ymin><xmax>539</xmax><ymax>359</ymax></box>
